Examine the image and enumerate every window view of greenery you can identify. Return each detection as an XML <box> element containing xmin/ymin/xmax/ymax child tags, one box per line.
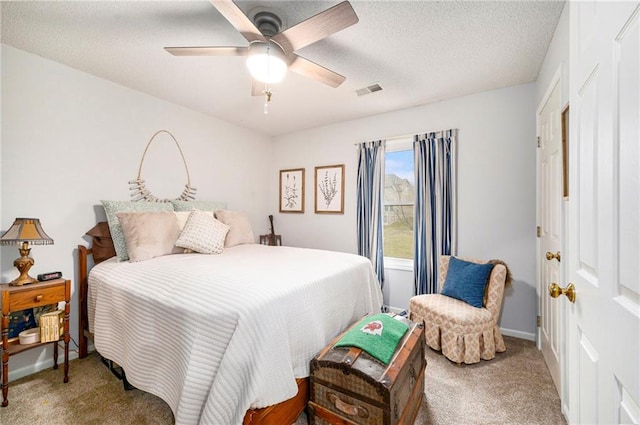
<box><xmin>384</xmin><ymin>149</ymin><xmax>415</xmax><ymax>259</ymax></box>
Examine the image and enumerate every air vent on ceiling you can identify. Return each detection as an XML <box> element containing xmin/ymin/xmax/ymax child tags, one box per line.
<box><xmin>356</xmin><ymin>83</ymin><xmax>383</xmax><ymax>96</ymax></box>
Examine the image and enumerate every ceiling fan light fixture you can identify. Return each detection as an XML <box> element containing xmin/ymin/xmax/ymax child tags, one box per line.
<box><xmin>246</xmin><ymin>42</ymin><xmax>287</xmax><ymax>84</ymax></box>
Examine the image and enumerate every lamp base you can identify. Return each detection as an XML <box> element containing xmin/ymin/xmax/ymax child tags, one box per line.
<box><xmin>9</xmin><ymin>274</ymin><xmax>38</xmax><ymax>286</ymax></box>
<box><xmin>10</xmin><ymin>244</ymin><xmax>38</xmax><ymax>286</ymax></box>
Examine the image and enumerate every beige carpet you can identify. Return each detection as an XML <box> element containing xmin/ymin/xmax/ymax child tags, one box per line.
<box><xmin>1</xmin><ymin>336</ymin><xmax>565</xmax><ymax>424</ymax></box>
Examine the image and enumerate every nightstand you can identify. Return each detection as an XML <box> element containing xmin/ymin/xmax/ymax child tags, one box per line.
<box><xmin>1</xmin><ymin>278</ymin><xmax>70</xmax><ymax>407</ymax></box>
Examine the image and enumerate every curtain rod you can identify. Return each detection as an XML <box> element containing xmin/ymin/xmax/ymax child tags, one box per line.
<box><xmin>354</xmin><ymin>128</ymin><xmax>458</xmax><ymax>145</ymax></box>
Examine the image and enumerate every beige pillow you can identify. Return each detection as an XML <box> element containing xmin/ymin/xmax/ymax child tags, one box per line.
<box><xmin>102</xmin><ymin>200</ymin><xmax>174</xmax><ymax>261</ymax></box>
<box><xmin>214</xmin><ymin>210</ymin><xmax>255</xmax><ymax>247</ymax></box>
<box><xmin>116</xmin><ymin>211</ymin><xmax>182</xmax><ymax>262</ymax></box>
<box><xmin>176</xmin><ymin>210</ymin><xmax>230</xmax><ymax>254</ymax></box>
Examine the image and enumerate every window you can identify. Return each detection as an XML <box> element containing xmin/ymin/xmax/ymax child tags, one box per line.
<box><xmin>384</xmin><ymin>139</ymin><xmax>415</xmax><ymax>265</ymax></box>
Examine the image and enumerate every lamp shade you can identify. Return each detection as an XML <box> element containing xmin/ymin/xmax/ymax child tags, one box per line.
<box><xmin>246</xmin><ymin>42</ymin><xmax>287</xmax><ymax>84</ymax></box>
<box><xmin>0</xmin><ymin>218</ymin><xmax>54</xmax><ymax>245</ymax></box>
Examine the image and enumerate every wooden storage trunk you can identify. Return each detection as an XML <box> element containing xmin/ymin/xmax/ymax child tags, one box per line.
<box><xmin>309</xmin><ymin>315</ymin><xmax>425</xmax><ymax>425</ymax></box>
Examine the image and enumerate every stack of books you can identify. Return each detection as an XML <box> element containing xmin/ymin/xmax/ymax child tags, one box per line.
<box><xmin>39</xmin><ymin>310</ymin><xmax>64</xmax><ymax>343</ymax></box>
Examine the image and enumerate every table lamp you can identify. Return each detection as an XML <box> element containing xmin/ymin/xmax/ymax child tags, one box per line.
<box><xmin>0</xmin><ymin>218</ymin><xmax>54</xmax><ymax>286</ymax></box>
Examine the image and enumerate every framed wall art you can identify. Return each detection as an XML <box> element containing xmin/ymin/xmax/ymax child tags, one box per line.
<box><xmin>279</xmin><ymin>168</ymin><xmax>305</xmax><ymax>213</ymax></box>
<box><xmin>315</xmin><ymin>164</ymin><xmax>345</xmax><ymax>214</ymax></box>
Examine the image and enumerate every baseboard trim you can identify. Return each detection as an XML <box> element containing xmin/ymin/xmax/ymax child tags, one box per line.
<box><xmin>8</xmin><ymin>343</ymin><xmax>94</xmax><ymax>382</ymax></box>
<box><xmin>501</xmin><ymin>327</ymin><xmax>536</xmax><ymax>341</ymax></box>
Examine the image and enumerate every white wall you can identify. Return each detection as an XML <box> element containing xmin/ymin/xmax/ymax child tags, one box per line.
<box><xmin>536</xmin><ymin>2</ymin><xmax>569</xmax><ymax>108</ymax></box>
<box><xmin>271</xmin><ymin>83</ymin><xmax>538</xmax><ymax>338</ymax></box>
<box><xmin>0</xmin><ymin>45</ymin><xmax>272</xmax><ymax>378</ymax></box>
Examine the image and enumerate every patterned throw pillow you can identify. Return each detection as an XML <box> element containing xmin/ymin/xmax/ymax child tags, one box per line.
<box><xmin>176</xmin><ymin>210</ymin><xmax>230</xmax><ymax>254</ymax></box>
<box><xmin>102</xmin><ymin>200</ymin><xmax>174</xmax><ymax>261</ymax></box>
<box><xmin>174</xmin><ymin>211</ymin><xmax>214</xmax><ymax>231</ymax></box>
<box><xmin>441</xmin><ymin>257</ymin><xmax>494</xmax><ymax>308</ymax></box>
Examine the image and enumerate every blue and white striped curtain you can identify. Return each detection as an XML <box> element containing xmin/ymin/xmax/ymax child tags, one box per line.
<box><xmin>414</xmin><ymin>129</ymin><xmax>457</xmax><ymax>295</ymax></box>
<box><xmin>357</xmin><ymin>140</ymin><xmax>386</xmax><ymax>287</ymax></box>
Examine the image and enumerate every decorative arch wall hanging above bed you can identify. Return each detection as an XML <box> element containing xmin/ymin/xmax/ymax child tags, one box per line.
<box><xmin>128</xmin><ymin>130</ymin><xmax>197</xmax><ymax>202</ymax></box>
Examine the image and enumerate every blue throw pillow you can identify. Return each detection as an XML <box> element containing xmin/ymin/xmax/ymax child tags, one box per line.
<box><xmin>441</xmin><ymin>257</ymin><xmax>494</xmax><ymax>308</ymax></box>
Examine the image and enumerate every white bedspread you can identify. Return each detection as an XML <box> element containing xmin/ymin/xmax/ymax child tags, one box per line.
<box><xmin>88</xmin><ymin>244</ymin><xmax>383</xmax><ymax>425</ymax></box>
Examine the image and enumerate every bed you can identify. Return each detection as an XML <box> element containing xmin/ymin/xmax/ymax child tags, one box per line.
<box><xmin>77</xmin><ymin>220</ymin><xmax>383</xmax><ymax>425</ymax></box>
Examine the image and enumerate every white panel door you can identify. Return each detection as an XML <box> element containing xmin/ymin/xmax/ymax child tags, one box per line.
<box><xmin>566</xmin><ymin>2</ymin><xmax>640</xmax><ymax>423</ymax></box>
<box><xmin>538</xmin><ymin>79</ymin><xmax>563</xmax><ymax>395</ymax></box>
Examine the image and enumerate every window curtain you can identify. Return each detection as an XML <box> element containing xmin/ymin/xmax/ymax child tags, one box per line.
<box><xmin>357</xmin><ymin>140</ymin><xmax>386</xmax><ymax>287</ymax></box>
<box><xmin>414</xmin><ymin>129</ymin><xmax>457</xmax><ymax>294</ymax></box>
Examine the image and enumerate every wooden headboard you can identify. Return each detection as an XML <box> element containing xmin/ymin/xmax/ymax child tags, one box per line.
<box><xmin>77</xmin><ymin>244</ymin><xmax>95</xmax><ymax>359</ymax></box>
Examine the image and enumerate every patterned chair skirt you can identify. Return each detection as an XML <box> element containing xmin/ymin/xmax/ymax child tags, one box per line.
<box><xmin>409</xmin><ymin>293</ymin><xmax>506</xmax><ymax>364</ymax></box>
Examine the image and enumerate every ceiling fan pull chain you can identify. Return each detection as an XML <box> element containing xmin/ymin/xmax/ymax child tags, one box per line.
<box><xmin>264</xmin><ymin>88</ymin><xmax>273</xmax><ymax>114</ymax></box>
<box><xmin>264</xmin><ymin>81</ymin><xmax>271</xmax><ymax>114</ymax></box>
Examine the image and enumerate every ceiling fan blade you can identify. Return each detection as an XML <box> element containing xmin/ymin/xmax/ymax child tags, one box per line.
<box><xmin>164</xmin><ymin>46</ymin><xmax>248</xmax><ymax>56</ymax></box>
<box><xmin>210</xmin><ymin>0</ymin><xmax>266</xmax><ymax>43</ymax></box>
<box><xmin>289</xmin><ymin>55</ymin><xmax>346</xmax><ymax>88</ymax></box>
<box><xmin>272</xmin><ymin>1</ymin><xmax>358</xmax><ymax>53</ymax></box>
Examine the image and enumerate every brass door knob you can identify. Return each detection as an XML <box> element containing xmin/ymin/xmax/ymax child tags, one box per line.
<box><xmin>549</xmin><ymin>282</ymin><xmax>576</xmax><ymax>303</ymax></box>
<box><xmin>545</xmin><ymin>251</ymin><xmax>561</xmax><ymax>262</ymax></box>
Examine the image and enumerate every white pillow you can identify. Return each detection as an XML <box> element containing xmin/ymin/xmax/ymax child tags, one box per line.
<box><xmin>176</xmin><ymin>210</ymin><xmax>230</xmax><ymax>254</ymax></box>
<box><xmin>214</xmin><ymin>210</ymin><xmax>255</xmax><ymax>247</ymax></box>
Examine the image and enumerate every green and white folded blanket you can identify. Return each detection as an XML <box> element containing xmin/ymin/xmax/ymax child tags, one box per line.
<box><xmin>334</xmin><ymin>313</ymin><xmax>409</xmax><ymax>365</ymax></box>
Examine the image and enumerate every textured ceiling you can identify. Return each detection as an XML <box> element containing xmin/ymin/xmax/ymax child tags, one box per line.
<box><xmin>1</xmin><ymin>1</ymin><xmax>565</xmax><ymax>137</ymax></box>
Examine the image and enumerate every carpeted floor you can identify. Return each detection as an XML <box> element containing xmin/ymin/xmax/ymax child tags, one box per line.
<box><xmin>1</xmin><ymin>336</ymin><xmax>565</xmax><ymax>424</ymax></box>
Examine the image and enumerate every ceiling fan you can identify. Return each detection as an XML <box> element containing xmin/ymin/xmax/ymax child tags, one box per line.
<box><xmin>164</xmin><ymin>0</ymin><xmax>359</xmax><ymax>97</ymax></box>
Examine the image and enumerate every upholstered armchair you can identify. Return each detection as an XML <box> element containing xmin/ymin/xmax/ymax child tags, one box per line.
<box><xmin>409</xmin><ymin>255</ymin><xmax>510</xmax><ymax>364</ymax></box>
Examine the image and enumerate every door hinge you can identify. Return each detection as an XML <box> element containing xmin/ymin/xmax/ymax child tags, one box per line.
<box><xmin>537</xmin><ymin>315</ymin><xmax>541</xmax><ymax>327</ymax></box>
<box><xmin>537</xmin><ymin>226</ymin><xmax>541</xmax><ymax>237</ymax></box>
<box><xmin>537</xmin><ymin>136</ymin><xmax>541</xmax><ymax>148</ymax></box>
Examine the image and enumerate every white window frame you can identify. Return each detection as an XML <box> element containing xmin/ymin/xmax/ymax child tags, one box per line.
<box><xmin>384</xmin><ymin>137</ymin><xmax>414</xmax><ymax>271</ymax></box>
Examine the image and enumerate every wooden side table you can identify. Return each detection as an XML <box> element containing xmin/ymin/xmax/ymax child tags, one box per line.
<box><xmin>0</xmin><ymin>278</ymin><xmax>70</xmax><ymax>407</ymax></box>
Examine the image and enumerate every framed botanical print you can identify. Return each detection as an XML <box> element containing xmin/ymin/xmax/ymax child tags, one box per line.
<box><xmin>314</xmin><ymin>164</ymin><xmax>345</xmax><ymax>214</ymax></box>
<box><xmin>279</xmin><ymin>168</ymin><xmax>305</xmax><ymax>213</ymax></box>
